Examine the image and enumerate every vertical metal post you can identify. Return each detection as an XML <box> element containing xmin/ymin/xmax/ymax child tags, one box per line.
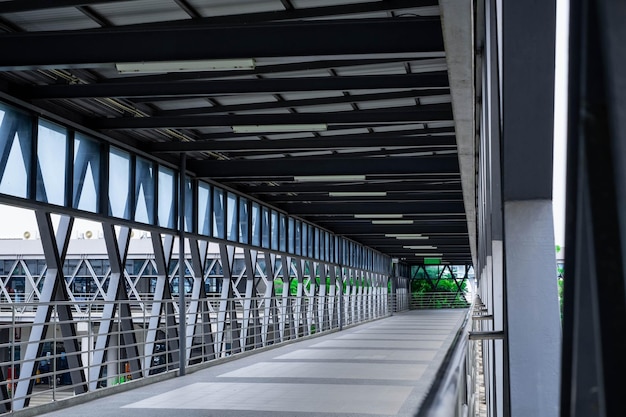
<box><xmin>178</xmin><ymin>153</ymin><xmax>186</xmax><ymax>376</ymax></box>
<box><xmin>338</xmin><ymin>240</ymin><xmax>344</xmax><ymax>331</ymax></box>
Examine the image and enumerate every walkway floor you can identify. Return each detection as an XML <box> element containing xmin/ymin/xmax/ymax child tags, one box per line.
<box><xmin>36</xmin><ymin>309</ymin><xmax>467</xmax><ymax>417</ymax></box>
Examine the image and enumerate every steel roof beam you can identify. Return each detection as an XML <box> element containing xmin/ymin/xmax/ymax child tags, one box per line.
<box><xmin>0</xmin><ymin>18</ymin><xmax>443</xmax><ymax>70</ymax></box>
<box><xmin>187</xmin><ymin>155</ymin><xmax>459</xmax><ymax>178</ymax></box>
<box><xmin>195</xmin><ymin>125</ymin><xmax>454</xmax><ymax>142</ymax></box>
<box><xmin>146</xmin><ymin>134</ymin><xmax>457</xmax><ymax>153</ymax></box>
<box><xmin>246</xmin><ymin>181</ymin><xmax>462</xmax><ymax>194</ymax></box>
<box><xmin>95</xmin><ymin>105</ymin><xmax>452</xmax><ymax>130</ymax></box>
<box><xmin>319</xmin><ymin>224</ymin><xmax>468</xmax><ymax>235</ymax></box>
<box><xmin>262</xmin><ymin>192</ymin><xmax>464</xmax><ymax>203</ymax></box>
<box><xmin>25</xmin><ymin>73</ymin><xmax>449</xmax><ymax>99</ymax></box>
<box><xmin>281</xmin><ymin>201</ymin><xmax>465</xmax><ymax>215</ymax></box>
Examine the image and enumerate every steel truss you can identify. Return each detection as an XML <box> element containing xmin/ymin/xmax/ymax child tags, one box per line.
<box><xmin>0</xmin><ymin>209</ymin><xmax>398</xmax><ymax>413</ymax></box>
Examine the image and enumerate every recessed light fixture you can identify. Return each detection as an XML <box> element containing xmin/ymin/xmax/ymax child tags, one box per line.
<box><xmin>371</xmin><ymin>220</ymin><xmax>414</xmax><ymax>225</ymax></box>
<box><xmin>355</xmin><ymin>214</ymin><xmax>403</xmax><ymax>219</ymax></box>
<box><xmin>403</xmin><ymin>245</ymin><xmax>437</xmax><ymax>249</ymax></box>
<box><xmin>329</xmin><ymin>192</ymin><xmax>386</xmax><ymax>197</ymax></box>
<box><xmin>294</xmin><ymin>175</ymin><xmax>366</xmax><ymax>182</ymax></box>
<box><xmin>232</xmin><ymin>124</ymin><xmax>327</xmax><ymax>133</ymax></box>
<box><xmin>116</xmin><ymin>58</ymin><xmax>256</xmax><ymax>73</ymax></box>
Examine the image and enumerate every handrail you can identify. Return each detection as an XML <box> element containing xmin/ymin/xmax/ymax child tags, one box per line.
<box><xmin>415</xmin><ymin>297</ymin><xmax>477</xmax><ymax>417</ymax></box>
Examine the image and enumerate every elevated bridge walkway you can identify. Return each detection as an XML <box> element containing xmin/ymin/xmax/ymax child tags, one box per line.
<box><xmin>28</xmin><ymin>309</ymin><xmax>468</xmax><ymax>417</ymax></box>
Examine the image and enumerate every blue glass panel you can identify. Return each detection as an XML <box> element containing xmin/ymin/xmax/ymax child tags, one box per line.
<box><xmin>239</xmin><ymin>197</ymin><xmax>249</xmax><ymax>244</ymax></box>
<box><xmin>158</xmin><ymin>166</ymin><xmax>176</xmax><ymax>228</ymax></box>
<box><xmin>295</xmin><ymin>220</ymin><xmax>301</xmax><ymax>256</ymax></box>
<box><xmin>109</xmin><ymin>147</ymin><xmax>131</xmax><ymax>218</ymax></box>
<box><xmin>271</xmin><ymin>210</ymin><xmax>279</xmax><ymax>250</ymax></box>
<box><xmin>37</xmin><ymin>120</ymin><xmax>67</xmax><ymax>206</ymax></box>
<box><xmin>279</xmin><ymin>214</ymin><xmax>287</xmax><ymax>252</ymax></box>
<box><xmin>261</xmin><ymin>206</ymin><xmax>270</xmax><ymax>249</ymax></box>
<box><xmin>251</xmin><ymin>202</ymin><xmax>261</xmax><ymax>246</ymax></box>
<box><xmin>288</xmin><ymin>217</ymin><xmax>295</xmax><ymax>254</ymax></box>
<box><xmin>184</xmin><ymin>177</ymin><xmax>193</xmax><ymax>232</ymax></box>
<box><xmin>134</xmin><ymin>157</ymin><xmax>155</xmax><ymax>224</ymax></box>
<box><xmin>73</xmin><ymin>133</ymin><xmax>100</xmax><ymax>212</ymax></box>
<box><xmin>212</xmin><ymin>187</ymin><xmax>224</xmax><ymax>239</ymax></box>
<box><xmin>327</xmin><ymin>233</ymin><xmax>337</xmax><ymax>262</ymax></box>
<box><xmin>0</xmin><ymin>105</ymin><xmax>32</xmax><ymax>199</ymax></box>
<box><xmin>226</xmin><ymin>192</ymin><xmax>237</xmax><ymax>242</ymax></box>
<box><xmin>314</xmin><ymin>228</ymin><xmax>320</xmax><ymax>259</ymax></box>
<box><xmin>302</xmin><ymin>223</ymin><xmax>308</xmax><ymax>257</ymax></box>
<box><xmin>197</xmin><ymin>182</ymin><xmax>211</xmax><ymax>236</ymax></box>
<box><xmin>308</xmin><ymin>225</ymin><xmax>314</xmax><ymax>258</ymax></box>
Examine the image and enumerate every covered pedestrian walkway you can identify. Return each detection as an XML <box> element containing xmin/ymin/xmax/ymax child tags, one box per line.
<box><xmin>33</xmin><ymin>309</ymin><xmax>469</xmax><ymax>417</ymax></box>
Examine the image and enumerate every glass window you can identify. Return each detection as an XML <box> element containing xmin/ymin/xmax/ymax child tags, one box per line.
<box><xmin>0</xmin><ymin>105</ymin><xmax>32</xmax><ymax>199</ymax></box>
<box><xmin>279</xmin><ymin>214</ymin><xmax>287</xmax><ymax>252</ymax></box>
<box><xmin>73</xmin><ymin>133</ymin><xmax>100</xmax><ymax>212</ymax></box>
<box><xmin>326</xmin><ymin>233</ymin><xmax>337</xmax><ymax>262</ymax></box>
<box><xmin>212</xmin><ymin>187</ymin><xmax>224</xmax><ymax>239</ymax></box>
<box><xmin>251</xmin><ymin>202</ymin><xmax>261</xmax><ymax>247</ymax></box>
<box><xmin>37</xmin><ymin>120</ymin><xmax>67</xmax><ymax>206</ymax></box>
<box><xmin>262</xmin><ymin>206</ymin><xmax>270</xmax><ymax>249</ymax></box>
<box><xmin>302</xmin><ymin>223</ymin><xmax>308</xmax><ymax>257</ymax></box>
<box><xmin>239</xmin><ymin>197</ymin><xmax>249</xmax><ymax>244</ymax></box>
<box><xmin>288</xmin><ymin>217</ymin><xmax>295</xmax><ymax>254</ymax></box>
<box><xmin>271</xmin><ymin>210</ymin><xmax>279</xmax><ymax>250</ymax></box>
<box><xmin>295</xmin><ymin>220</ymin><xmax>301</xmax><ymax>256</ymax></box>
<box><xmin>109</xmin><ymin>147</ymin><xmax>131</xmax><ymax>219</ymax></box>
<box><xmin>226</xmin><ymin>192</ymin><xmax>237</xmax><ymax>242</ymax></box>
<box><xmin>314</xmin><ymin>228</ymin><xmax>320</xmax><ymax>259</ymax></box>
<box><xmin>158</xmin><ymin>166</ymin><xmax>176</xmax><ymax>228</ymax></box>
<box><xmin>134</xmin><ymin>156</ymin><xmax>155</xmax><ymax>224</ymax></box>
<box><xmin>197</xmin><ymin>182</ymin><xmax>211</xmax><ymax>236</ymax></box>
<box><xmin>184</xmin><ymin>177</ymin><xmax>193</xmax><ymax>233</ymax></box>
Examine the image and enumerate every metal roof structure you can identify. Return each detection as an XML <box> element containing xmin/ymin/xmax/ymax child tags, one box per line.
<box><xmin>0</xmin><ymin>0</ymin><xmax>475</xmax><ymax>266</ymax></box>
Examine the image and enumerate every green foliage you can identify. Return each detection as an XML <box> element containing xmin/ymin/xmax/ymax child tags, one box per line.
<box><xmin>410</xmin><ymin>278</ymin><xmax>466</xmax><ymax>294</ymax></box>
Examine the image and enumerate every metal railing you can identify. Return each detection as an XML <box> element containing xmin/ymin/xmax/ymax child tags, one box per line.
<box><xmin>415</xmin><ymin>297</ymin><xmax>482</xmax><ymax>417</ymax></box>
<box><xmin>1</xmin><ymin>291</ymin><xmax>402</xmax><ymax>414</ymax></box>
<box><xmin>409</xmin><ymin>292</ymin><xmax>471</xmax><ymax>310</ymax></box>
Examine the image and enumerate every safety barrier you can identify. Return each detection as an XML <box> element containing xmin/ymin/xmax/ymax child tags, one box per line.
<box><xmin>0</xmin><ymin>291</ymin><xmax>403</xmax><ymax>414</ymax></box>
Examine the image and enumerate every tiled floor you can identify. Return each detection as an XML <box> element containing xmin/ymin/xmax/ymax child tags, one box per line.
<box><xmin>36</xmin><ymin>309</ymin><xmax>467</xmax><ymax>417</ymax></box>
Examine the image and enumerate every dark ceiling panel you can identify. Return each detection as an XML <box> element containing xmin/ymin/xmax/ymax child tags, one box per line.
<box><xmin>0</xmin><ymin>18</ymin><xmax>443</xmax><ymax>70</ymax></box>
<box><xmin>25</xmin><ymin>73</ymin><xmax>450</xmax><ymax>99</ymax></box>
<box><xmin>92</xmin><ymin>106</ymin><xmax>453</xmax><ymax>130</ymax></box>
<box><xmin>187</xmin><ymin>155</ymin><xmax>460</xmax><ymax>178</ymax></box>
<box><xmin>146</xmin><ymin>135</ymin><xmax>457</xmax><ymax>153</ymax></box>
<box><xmin>282</xmin><ymin>201</ymin><xmax>465</xmax><ymax>216</ymax></box>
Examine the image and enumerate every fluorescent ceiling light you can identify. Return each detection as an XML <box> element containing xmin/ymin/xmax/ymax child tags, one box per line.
<box><xmin>395</xmin><ymin>236</ymin><xmax>428</xmax><ymax>240</ymax></box>
<box><xmin>371</xmin><ymin>220</ymin><xmax>414</xmax><ymax>225</ymax></box>
<box><xmin>294</xmin><ymin>175</ymin><xmax>365</xmax><ymax>182</ymax></box>
<box><xmin>116</xmin><ymin>58</ymin><xmax>256</xmax><ymax>73</ymax></box>
<box><xmin>355</xmin><ymin>214</ymin><xmax>403</xmax><ymax>219</ymax></box>
<box><xmin>232</xmin><ymin>124</ymin><xmax>327</xmax><ymax>133</ymax></box>
<box><xmin>385</xmin><ymin>233</ymin><xmax>422</xmax><ymax>237</ymax></box>
<box><xmin>414</xmin><ymin>253</ymin><xmax>443</xmax><ymax>256</ymax></box>
<box><xmin>403</xmin><ymin>245</ymin><xmax>437</xmax><ymax>249</ymax></box>
<box><xmin>329</xmin><ymin>192</ymin><xmax>386</xmax><ymax>197</ymax></box>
